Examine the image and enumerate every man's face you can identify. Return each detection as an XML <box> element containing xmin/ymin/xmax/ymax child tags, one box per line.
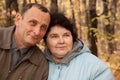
<box><xmin>15</xmin><ymin>7</ymin><xmax>50</xmax><ymax>48</ymax></box>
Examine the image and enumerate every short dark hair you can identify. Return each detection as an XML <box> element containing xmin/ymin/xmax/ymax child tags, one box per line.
<box><xmin>43</xmin><ymin>12</ymin><xmax>78</xmax><ymax>43</ymax></box>
<box><xmin>21</xmin><ymin>3</ymin><xmax>49</xmax><ymax>16</ymax></box>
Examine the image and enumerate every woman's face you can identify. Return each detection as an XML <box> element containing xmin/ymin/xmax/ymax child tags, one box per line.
<box><xmin>46</xmin><ymin>25</ymin><xmax>73</xmax><ymax>62</ymax></box>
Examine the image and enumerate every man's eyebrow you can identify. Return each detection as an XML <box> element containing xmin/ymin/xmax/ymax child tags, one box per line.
<box><xmin>41</xmin><ymin>24</ymin><xmax>47</xmax><ymax>27</ymax></box>
<box><xmin>29</xmin><ymin>19</ymin><xmax>38</xmax><ymax>22</ymax></box>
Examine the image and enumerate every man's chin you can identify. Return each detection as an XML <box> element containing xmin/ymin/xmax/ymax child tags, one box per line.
<box><xmin>32</xmin><ymin>41</ymin><xmax>40</xmax><ymax>45</ymax></box>
<box><xmin>27</xmin><ymin>42</ymin><xmax>36</xmax><ymax>46</ymax></box>
<box><xmin>27</xmin><ymin>39</ymin><xmax>40</xmax><ymax>46</ymax></box>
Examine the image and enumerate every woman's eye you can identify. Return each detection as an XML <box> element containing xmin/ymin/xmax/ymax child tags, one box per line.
<box><xmin>48</xmin><ymin>35</ymin><xmax>58</xmax><ymax>39</ymax></box>
<box><xmin>65</xmin><ymin>34</ymin><xmax>70</xmax><ymax>36</ymax></box>
<box><xmin>64</xmin><ymin>33</ymin><xmax>70</xmax><ymax>37</ymax></box>
<box><xmin>51</xmin><ymin>35</ymin><xmax>58</xmax><ymax>38</ymax></box>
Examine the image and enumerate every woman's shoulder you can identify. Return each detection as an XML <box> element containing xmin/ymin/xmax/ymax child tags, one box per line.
<box><xmin>76</xmin><ymin>52</ymin><xmax>108</xmax><ymax>68</ymax></box>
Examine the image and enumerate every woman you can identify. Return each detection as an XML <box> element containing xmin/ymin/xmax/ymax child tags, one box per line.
<box><xmin>43</xmin><ymin>13</ymin><xmax>114</xmax><ymax>80</ymax></box>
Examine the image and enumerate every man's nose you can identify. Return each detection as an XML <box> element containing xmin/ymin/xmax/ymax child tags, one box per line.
<box><xmin>34</xmin><ymin>27</ymin><xmax>40</xmax><ymax>35</ymax></box>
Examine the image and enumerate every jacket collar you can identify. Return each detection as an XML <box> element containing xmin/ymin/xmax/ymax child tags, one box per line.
<box><xmin>26</xmin><ymin>46</ymin><xmax>44</xmax><ymax>66</ymax></box>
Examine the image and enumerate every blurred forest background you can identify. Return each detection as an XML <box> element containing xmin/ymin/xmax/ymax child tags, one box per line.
<box><xmin>0</xmin><ymin>0</ymin><xmax>120</xmax><ymax>80</ymax></box>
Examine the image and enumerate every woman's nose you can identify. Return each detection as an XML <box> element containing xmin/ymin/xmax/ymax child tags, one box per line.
<box><xmin>58</xmin><ymin>37</ymin><xmax>65</xmax><ymax>43</ymax></box>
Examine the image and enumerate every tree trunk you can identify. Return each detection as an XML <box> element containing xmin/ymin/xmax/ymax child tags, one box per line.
<box><xmin>23</xmin><ymin>0</ymin><xmax>27</xmax><ymax>7</ymax></box>
<box><xmin>69</xmin><ymin>0</ymin><xmax>76</xmax><ymax>29</ymax></box>
<box><xmin>87</xmin><ymin>0</ymin><xmax>98</xmax><ymax>56</ymax></box>
<box><xmin>70</xmin><ymin>0</ymin><xmax>81</xmax><ymax>38</ymax></box>
<box><xmin>5</xmin><ymin>0</ymin><xmax>18</xmax><ymax>27</ymax></box>
<box><xmin>103</xmin><ymin>0</ymin><xmax>116</xmax><ymax>54</ymax></box>
<box><xmin>50</xmin><ymin>0</ymin><xmax>58</xmax><ymax>13</ymax></box>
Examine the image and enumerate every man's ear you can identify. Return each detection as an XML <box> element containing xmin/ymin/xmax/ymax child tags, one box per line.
<box><xmin>14</xmin><ymin>13</ymin><xmax>22</xmax><ymax>26</ymax></box>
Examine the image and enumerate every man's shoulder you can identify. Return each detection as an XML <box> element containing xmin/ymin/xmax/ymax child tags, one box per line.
<box><xmin>0</xmin><ymin>26</ymin><xmax>15</xmax><ymax>33</ymax></box>
<box><xmin>0</xmin><ymin>26</ymin><xmax>15</xmax><ymax>48</ymax></box>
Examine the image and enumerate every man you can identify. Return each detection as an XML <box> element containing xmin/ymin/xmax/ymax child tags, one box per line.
<box><xmin>0</xmin><ymin>3</ymin><xmax>50</xmax><ymax>80</ymax></box>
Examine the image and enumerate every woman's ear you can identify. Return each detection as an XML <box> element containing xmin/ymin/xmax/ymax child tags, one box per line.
<box><xmin>14</xmin><ymin>13</ymin><xmax>22</xmax><ymax>26</ymax></box>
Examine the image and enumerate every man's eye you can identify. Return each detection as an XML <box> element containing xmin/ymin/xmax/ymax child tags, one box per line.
<box><xmin>41</xmin><ymin>25</ymin><xmax>47</xmax><ymax>31</ymax></box>
<box><xmin>29</xmin><ymin>21</ymin><xmax>37</xmax><ymax>26</ymax></box>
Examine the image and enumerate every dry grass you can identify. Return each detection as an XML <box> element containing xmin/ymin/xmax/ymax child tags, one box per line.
<box><xmin>99</xmin><ymin>52</ymin><xmax>120</xmax><ymax>80</ymax></box>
